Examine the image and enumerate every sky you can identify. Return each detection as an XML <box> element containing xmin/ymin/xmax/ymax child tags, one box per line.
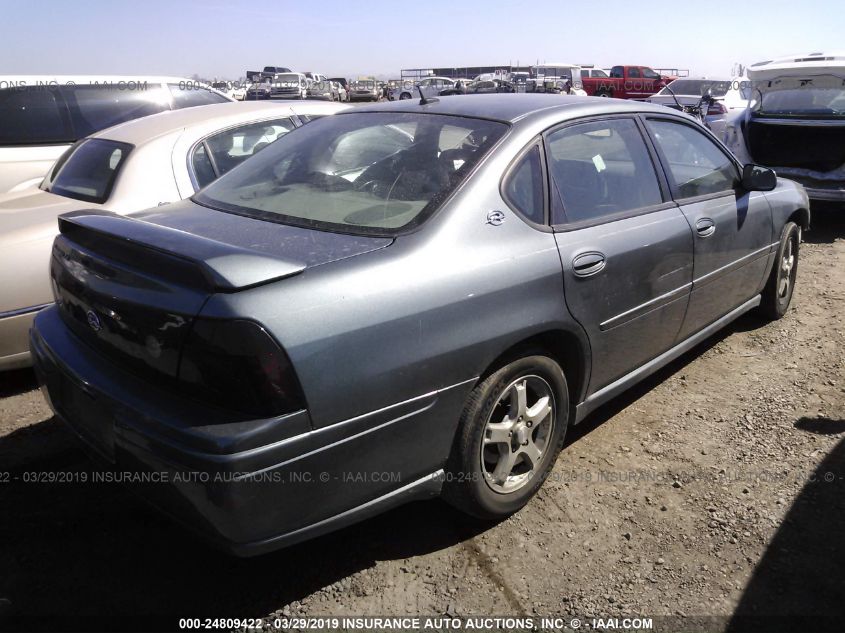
<box><xmin>2</xmin><ymin>0</ymin><xmax>844</xmax><ymax>80</ymax></box>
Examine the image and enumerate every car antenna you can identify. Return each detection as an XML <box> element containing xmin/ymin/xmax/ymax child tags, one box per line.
<box><xmin>418</xmin><ymin>86</ymin><xmax>439</xmax><ymax>105</ymax></box>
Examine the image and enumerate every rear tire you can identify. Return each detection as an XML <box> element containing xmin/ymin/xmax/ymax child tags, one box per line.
<box><xmin>759</xmin><ymin>221</ymin><xmax>800</xmax><ymax>320</ymax></box>
<box><xmin>399</xmin><ymin>92</ymin><xmax>412</xmax><ymax>100</ymax></box>
<box><xmin>442</xmin><ymin>354</ymin><xmax>569</xmax><ymax>520</ymax></box>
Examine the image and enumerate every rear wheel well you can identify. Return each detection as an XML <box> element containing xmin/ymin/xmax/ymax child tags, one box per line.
<box><xmin>478</xmin><ymin>331</ymin><xmax>588</xmax><ymax>415</ymax></box>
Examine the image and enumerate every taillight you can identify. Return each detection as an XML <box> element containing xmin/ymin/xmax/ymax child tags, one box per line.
<box><xmin>178</xmin><ymin>319</ymin><xmax>305</xmax><ymax>418</ymax></box>
<box><xmin>707</xmin><ymin>101</ymin><xmax>727</xmax><ymax>115</ymax></box>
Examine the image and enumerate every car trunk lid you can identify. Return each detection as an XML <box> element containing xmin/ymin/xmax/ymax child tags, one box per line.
<box><xmin>51</xmin><ymin>203</ymin><xmax>391</xmax><ymax>380</ymax></box>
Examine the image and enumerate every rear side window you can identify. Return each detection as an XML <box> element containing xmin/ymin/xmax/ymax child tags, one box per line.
<box><xmin>646</xmin><ymin>119</ymin><xmax>737</xmax><ymax>198</ymax></box>
<box><xmin>547</xmin><ymin>118</ymin><xmax>663</xmax><ymax>224</ymax></box>
<box><xmin>503</xmin><ymin>145</ymin><xmax>545</xmax><ymax>224</ymax></box>
<box><xmin>191</xmin><ymin>118</ymin><xmax>295</xmax><ymax>188</ymax></box>
<box><xmin>61</xmin><ymin>84</ymin><xmax>169</xmax><ymax>138</ymax></box>
<box><xmin>168</xmin><ymin>84</ymin><xmax>230</xmax><ymax>108</ymax></box>
<box><xmin>0</xmin><ymin>87</ymin><xmax>72</xmax><ymax>145</ymax></box>
<box><xmin>191</xmin><ymin>144</ymin><xmax>217</xmax><ymax>189</ymax></box>
<box><xmin>41</xmin><ymin>138</ymin><xmax>132</xmax><ymax>203</ymax></box>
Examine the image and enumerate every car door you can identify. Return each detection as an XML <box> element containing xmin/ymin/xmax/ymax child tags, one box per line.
<box><xmin>643</xmin><ymin>116</ymin><xmax>773</xmax><ymax>339</ymax></box>
<box><xmin>625</xmin><ymin>67</ymin><xmax>644</xmax><ymax>98</ymax></box>
<box><xmin>547</xmin><ymin>116</ymin><xmax>694</xmax><ymax>394</ymax></box>
<box><xmin>641</xmin><ymin>67</ymin><xmax>662</xmax><ymax>95</ymax></box>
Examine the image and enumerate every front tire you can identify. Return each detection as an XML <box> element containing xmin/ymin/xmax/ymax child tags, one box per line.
<box><xmin>759</xmin><ymin>221</ymin><xmax>800</xmax><ymax>320</ymax></box>
<box><xmin>442</xmin><ymin>355</ymin><xmax>569</xmax><ymax>519</ymax></box>
<box><xmin>399</xmin><ymin>92</ymin><xmax>412</xmax><ymax>100</ymax></box>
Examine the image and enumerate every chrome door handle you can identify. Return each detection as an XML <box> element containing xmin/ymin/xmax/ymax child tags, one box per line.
<box><xmin>572</xmin><ymin>251</ymin><xmax>606</xmax><ymax>277</ymax></box>
<box><xmin>696</xmin><ymin>218</ymin><xmax>716</xmax><ymax>238</ymax></box>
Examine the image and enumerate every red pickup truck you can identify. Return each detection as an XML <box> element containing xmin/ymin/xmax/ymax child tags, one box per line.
<box><xmin>581</xmin><ymin>65</ymin><xmax>672</xmax><ymax>99</ymax></box>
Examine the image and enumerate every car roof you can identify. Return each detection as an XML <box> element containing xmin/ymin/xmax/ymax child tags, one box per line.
<box><xmin>347</xmin><ymin>94</ymin><xmax>676</xmax><ymax>124</ymax></box>
<box><xmin>91</xmin><ymin>101</ymin><xmax>349</xmax><ymax>145</ymax></box>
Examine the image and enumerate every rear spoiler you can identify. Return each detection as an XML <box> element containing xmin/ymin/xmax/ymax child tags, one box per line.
<box><xmin>57</xmin><ymin>210</ymin><xmax>306</xmax><ymax>292</ymax></box>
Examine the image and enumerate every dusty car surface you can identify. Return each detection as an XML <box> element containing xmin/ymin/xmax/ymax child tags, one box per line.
<box><xmin>0</xmin><ymin>100</ymin><xmax>348</xmax><ymax>370</ymax></box>
<box><xmin>31</xmin><ymin>95</ymin><xmax>809</xmax><ymax>555</ymax></box>
<box><xmin>724</xmin><ymin>52</ymin><xmax>845</xmax><ymax>202</ymax></box>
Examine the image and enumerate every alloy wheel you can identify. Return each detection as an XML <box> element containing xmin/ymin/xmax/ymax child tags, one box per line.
<box><xmin>778</xmin><ymin>238</ymin><xmax>795</xmax><ymax>298</ymax></box>
<box><xmin>481</xmin><ymin>375</ymin><xmax>555</xmax><ymax>494</ymax></box>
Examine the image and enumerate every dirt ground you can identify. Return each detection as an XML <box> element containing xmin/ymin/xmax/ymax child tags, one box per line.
<box><xmin>0</xmin><ymin>210</ymin><xmax>843</xmax><ymax>633</ymax></box>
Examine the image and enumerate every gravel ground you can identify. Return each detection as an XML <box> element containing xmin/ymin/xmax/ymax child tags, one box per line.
<box><xmin>0</xmin><ymin>210</ymin><xmax>843</xmax><ymax>633</ymax></box>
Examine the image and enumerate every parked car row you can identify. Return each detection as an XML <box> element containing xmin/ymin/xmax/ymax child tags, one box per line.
<box><xmin>244</xmin><ymin>67</ymin><xmax>351</xmax><ymax>102</ymax></box>
<box><xmin>388</xmin><ymin>63</ymin><xmax>675</xmax><ymax>101</ymax></box>
<box><xmin>2</xmin><ymin>51</ymin><xmax>838</xmax><ymax>557</ymax></box>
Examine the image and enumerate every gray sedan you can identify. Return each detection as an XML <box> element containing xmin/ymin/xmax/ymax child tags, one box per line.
<box><xmin>31</xmin><ymin>95</ymin><xmax>809</xmax><ymax>555</ymax></box>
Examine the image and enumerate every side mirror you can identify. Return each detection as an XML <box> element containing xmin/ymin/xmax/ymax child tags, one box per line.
<box><xmin>741</xmin><ymin>164</ymin><xmax>777</xmax><ymax>191</ymax></box>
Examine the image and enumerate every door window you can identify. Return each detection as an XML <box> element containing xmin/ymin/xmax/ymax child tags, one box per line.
<box><xmin>646</xmin><ymin>119</ymin><xmax>737</xmax><ymax>198</ymax></box>
<box><xmin>628</xmin><ymin>67</ymin><xmax>642</xmax><ymax>79</ymax></box>
<box><xmin>0</xmin><ymin>86</ymin><xmax>71</xmax><ymax>145</ymax></box>
<box><xmin>61</xmin><ymin>84</ymin><xmax>169</xmax><ymax>138</ymax></box>
<box><xmin>547</xmin><ymin>118</ymin><xmax>663</xmax><ymax>224</ymax></box>
<box><xmin>168</xmin><ymin>84</ymin><xmax>230</xmax><ymax>108</ymax></box>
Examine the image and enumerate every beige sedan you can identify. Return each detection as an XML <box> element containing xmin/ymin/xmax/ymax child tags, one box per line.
<box><xmin>0</xmin><ymin>100</ymin><xmax>349</xmax><ymax>369</ymax></box>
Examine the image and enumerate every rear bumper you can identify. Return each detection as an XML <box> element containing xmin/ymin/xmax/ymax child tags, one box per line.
<box><xmin>31</xmin><ymin>307</ymin><xmax>465</xmax><ymax>555</ymax></box>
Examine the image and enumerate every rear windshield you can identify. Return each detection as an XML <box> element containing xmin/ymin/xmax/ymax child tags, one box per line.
<box><xmin>194</xmin><ymin>112</ymin><xmax>508</xmax><ymax>235</ymax></box>
<box><xmin>41</xmin><ymin>138</ymin><xmax>132</xmax><ymax>204</ymax></box>
<box><xmin>660</xmin><ymin>80</ymin><xmax>731</xmax><ymax>97</ymax></box>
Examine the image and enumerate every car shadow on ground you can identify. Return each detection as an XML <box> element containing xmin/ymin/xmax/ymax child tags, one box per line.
<box><xmin>0</xmin><ymin>368</ymin><xmax>38</xmax><ymax>399</ymax></box>
<box><xmin>726</xmin><ymin>431</ymin><xmax>845</xmax><ymax>632</ymax></box>
<box><xmin>0</xmin><ymin>412</ymin><xmax>497</xmax><ymax>627</ymax></box>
